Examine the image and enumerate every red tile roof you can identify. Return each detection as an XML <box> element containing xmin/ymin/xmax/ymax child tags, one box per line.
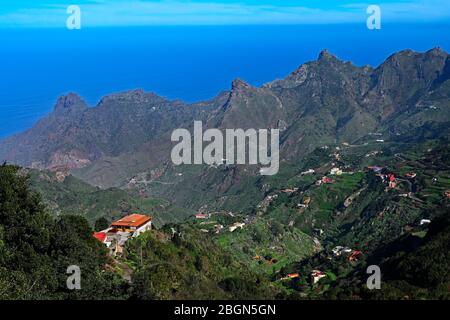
<box><xmin>349</xmin><ymin>250</ymin><xmax>363</xmax><ymax>261</ymax></box>
<box><xmin>93</xmin><ymin>232</ymin><xmax>106</xmax><ymax>243</ymax></box>
<box><xmin>111</xmin><ymin>214</ymin><xmax>152</xmax><ymax>228</ymax></box>
<box><xmin>322</xmin><ymin>176</ymin><xmax>333</xmax><ymax>183</ymax></box>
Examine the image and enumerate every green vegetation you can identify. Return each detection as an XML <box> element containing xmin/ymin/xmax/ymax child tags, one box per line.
<box><xmin>27</xmin><ymin>169</ymin><xmax>192</xmax><ymax>227</ymax></box>
<box><xmin>0</xmin><ymin>164</ymin><xmax>129</xmax><ymax>299</ymax></box>
<box><xmin>0</xmin><ymin>164</ymin><xmax>278</xmax><ymax>300</ymax></box>
<box><xmin>266</xmin><ymin>139</ymin><xmax>450</xmax><ymax>299</ymax></box>
<box><xmin>126</xmin><ymin>226</ymin><xmax>278</xmax><ymax>299</ymax></box>
<box><xmin>214</xmin><ymin>217</ymin><xmax>315</xmax><ymax>275</ymax></box>
<box><xmin>12</xmin><ymin>137</ymin><xmax>449</xmax><ymax>300</ymax></box>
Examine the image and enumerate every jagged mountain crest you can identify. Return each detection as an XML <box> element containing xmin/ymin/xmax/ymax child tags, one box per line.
<box><xmin>53</xmin><ymin>92</ymin><xmax>88</xmax><ymax>114</ymax></box>
<box><xmin>366</xmin><ymin>47</ymin><xmax>449</xmax><ymax>118</ymax></box>
<box><xmin>0</xmin><ymin>48</ymin><xmax>448</xmax><ymax>188</ymax></box>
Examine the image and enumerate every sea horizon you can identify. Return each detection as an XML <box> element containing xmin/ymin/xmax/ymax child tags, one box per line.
<box><xmin>1</xmin><ymin>23</ymin><xmax>450</xmax><ymax>138</ymax></box>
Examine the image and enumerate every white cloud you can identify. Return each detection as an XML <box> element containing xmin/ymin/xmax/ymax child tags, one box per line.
<box><xmin>0</xmin><ymin>0</ymin><xmax>449</xmax><ymax>28</ymax></box>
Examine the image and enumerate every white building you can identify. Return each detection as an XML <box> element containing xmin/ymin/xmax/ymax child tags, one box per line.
<box><xmin>229</xmin><ymin>222</ymin><xmax>245</xmax><ymax>232</ymax></box>
<box><xmin>330</xmin><ymin>167</ymin><xmax>343</xmax><ymax>176</ymax></box>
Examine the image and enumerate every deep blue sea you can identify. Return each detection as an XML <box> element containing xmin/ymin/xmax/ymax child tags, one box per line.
<box><xmin>1</xmin><ymin>24</ymin><xmax>449</xmax><ymax>137</ymax></box>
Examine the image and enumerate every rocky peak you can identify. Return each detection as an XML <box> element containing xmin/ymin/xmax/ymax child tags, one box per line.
<box><xmin>427</xmin><ymin>47</ymin><xmax>446</xmax><ymax>55</ymax></box>
<box><xmin>228</xmin><ymin>78</ymin><xmax>254</xmax><ymax>102</ymax></box>
<box><xmin>54</xmin><ymin>93</ymin><xmax>87</xmax><ymax>114</ymax></box>
<box><xmin>231</xmin><ymin>78</ymin><xmax>252</xmax><ymax>92</ymax></box>
<box><xmin>97</xmin><ymin>89</ymin><xmax>167</xmax><ymax>107</ymax></box>
<box><xmin>317</xmin><ymin>49</ymin><xmax>340</xmax><ymax>63</ymax></box>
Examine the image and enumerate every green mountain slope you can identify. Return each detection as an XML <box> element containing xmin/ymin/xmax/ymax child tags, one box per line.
<box><xmin>0</xmin><ymin>164</ymin><xmax>278</xmax><ymax>300</ymax></box>
<box><xmin>26</xmin><ymin>169</ymin><xmax>192</xmax><ymax>227</ymax></box>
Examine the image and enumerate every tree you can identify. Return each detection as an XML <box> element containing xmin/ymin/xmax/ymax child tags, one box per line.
<box><xmin>94</xmin><ymin>217</ymin><xmax>109</xmax><ymax>231</ymax></box>
<box><xmin>270</xmin><ymin>221</ymin><xmax>284</xmax><ymax>236</ymax></box>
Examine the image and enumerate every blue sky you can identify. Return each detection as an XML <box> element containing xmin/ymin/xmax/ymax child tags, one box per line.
<box><xmin>0</xmin><ymin>0</ymin><xmax>449</xmax><ymax>27</ymax></box>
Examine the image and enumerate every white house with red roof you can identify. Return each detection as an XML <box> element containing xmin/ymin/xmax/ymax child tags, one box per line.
<box><xmin>110</xmin><ymin>214</ymin><xmax>152</xmax><ymax>236</ymax></box>
<box><xmin>93</xmin><ymin>214</ymin><xmax>152</xmax><ymax>255</ymax></box>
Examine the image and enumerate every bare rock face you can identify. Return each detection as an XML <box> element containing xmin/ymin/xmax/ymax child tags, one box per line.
<box><xmin>231</xmin><ymin>78</ymin><xmax>252</xmax><ymax>93</ymax></box>
<box><xmin>48</xmin><ymin>150</ymin><xmax>92</xmax><ymax>170</ymax></box>
<box><xmin>55</xmin><ymin>169</ymin><xmax>70</xmax><ymax>183</ymax></box>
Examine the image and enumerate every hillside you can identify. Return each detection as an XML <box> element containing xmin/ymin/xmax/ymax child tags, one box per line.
<box><xmin>0</xmin><ymin>165</ymin><xmax>128</xmax><ymax>299</ymax></box>
<box><xmin>240</xmin><ymin>139</ymin><xmax>450</xmax><ymax>299</ymax></box>
<box><xmin>125</xmin><ymin>226</ymin><xmax>279</xmax><ymax>300</ymax></box>
<box><xmin>0</xmin><ymin>48</ymin><xmax>449</xmax><ymax>300</ymax></box>
<box><xmin>0</xmin><ymin>164</ymin><xmax>278</xmax><ymax>300</ymax></box>
<box><xmin>25</xmin><ymin>169</ymin><xmax>192</xmax><ymax>227</ymax></box>
<box><xmin>0</xmin><ymin>49</ymin><xmax>449</xmax><ymax>202</ymax></box>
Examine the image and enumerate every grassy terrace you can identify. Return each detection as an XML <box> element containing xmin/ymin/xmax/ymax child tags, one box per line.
<box><xmin>215</xmin><ymin>220</ymin><xmax>314</xmax><ymax>275</ymax></box>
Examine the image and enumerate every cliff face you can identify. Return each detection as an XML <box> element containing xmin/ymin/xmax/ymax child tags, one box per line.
<box><xmin>0</xmin><ymin>48</ymin><xmax>449</xmax><ymax>188</ymax></box>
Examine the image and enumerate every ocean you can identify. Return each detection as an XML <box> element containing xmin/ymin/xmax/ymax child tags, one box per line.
<box><xmin>0</xmin><ymin>23</ymin><xmax>449</xmax><ymax>137</ymax></box>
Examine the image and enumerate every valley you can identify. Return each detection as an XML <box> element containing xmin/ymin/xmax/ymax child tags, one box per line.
<box><xmin>0</xmin><ymin>48</ymin><xmax>449</xmax><ymax>300</ymax></box>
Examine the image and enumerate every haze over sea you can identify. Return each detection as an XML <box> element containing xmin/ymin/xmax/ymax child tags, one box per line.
<box><xmin>1</xmin><ymin>23</ymin><xmax>449</xmax><ymax>137</ymax></box>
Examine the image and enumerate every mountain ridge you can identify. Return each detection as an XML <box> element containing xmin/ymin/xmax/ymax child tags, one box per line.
<box><xmin>1</xmin><ymin>48</ymin><xmax>449</xmax><ymax>194</ymax></box>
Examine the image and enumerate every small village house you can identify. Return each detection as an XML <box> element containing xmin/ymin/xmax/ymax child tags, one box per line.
<box><xmin>93</xmin><ymin>213</ymin><xmax>153</xmax><ymax>256</ymax></box>
<box><xmin>330</xmin><ymin>167</ymin><xmax>343</xmax><ymax>176</ymax></box>
<box><xmin>229</xmin><ymin>222</ymin><xmax>245</xmax><ymax>232</ymax></box>
<box><xmin>388</xmin><ymin>174</ymin><xmax>396</xmax><ymax>189</ymax></box>
<box><xmin>301</xmin><ymin>169</ymin><xmax>315</xmax><ymax>176</ymax></box>
<box><xmin>281</xmin><ymin>187</ymin><xmax>299</xmax><ymax>194</ymax></box>
<box><xmin>348</xmin><ymin>250</ymin><xmax>363</xmax><ymax>262</ymax></box>
<box><xmin>194</xmin><ymin>213</ymin><xmax>209</xmax><ymax>219</ymax></box>
<box><xmin>93</xmin><ymin>232</ymin><xmax>111</xmax><ymax>247</ymax></box>
<box><xmin>332</xmin><ymin>246</ymin><xmax>352</xmax><ymax>257</ymax></box>
<box><xmin>110</xmin><ymin>214</ymin><xmax>152</xmax><ymax>236</ymax></box>
<box><xmin>281</xmin><ymin>273</ymin><xmax>300</xmax><ymax>281</ymax></box>
<box><xmin>214</xmin><ymin>224</ymin><xmax>224</xmax><ymax>234</ymax></box>
<box><xmin>311</xmin><ymin>270</ymin><xmax>326</xmax><ymax>284</ymax></box>
<box><xmin>321</xmin><ymin>176</ymin><xmax>333</xmax><ymax>184</ymax></box>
